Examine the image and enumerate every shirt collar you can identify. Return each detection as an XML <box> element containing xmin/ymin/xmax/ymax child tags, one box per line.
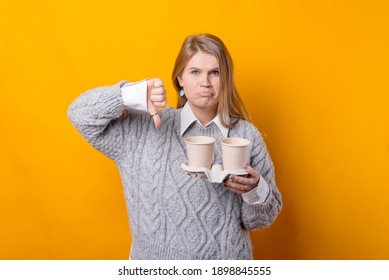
<box><xmin>180</xmin><ymin>102</ymin><xmax>229</xmax><ymax>138</ymax></box>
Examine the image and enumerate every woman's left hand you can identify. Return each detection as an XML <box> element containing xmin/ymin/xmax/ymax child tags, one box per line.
<box><xmin>224</xmin><ymin>165</ymin><xmax>260</xmax><ymax>194</ymax></box>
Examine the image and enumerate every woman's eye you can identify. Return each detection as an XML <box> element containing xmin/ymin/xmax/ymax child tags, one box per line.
<box><xmin>190</xmin><ymin>70</ymin><xmax>199</xmax><ymax>75</ymax></box>
<box><xmin>210</xmin><ymin>71</ymin><xmax>219</xmax><ymax>76</ymax></box>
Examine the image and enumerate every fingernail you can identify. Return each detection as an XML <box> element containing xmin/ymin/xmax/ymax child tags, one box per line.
<box><xmin>228</xmin><ymin>175</ymin><xmax>234</xmax><ymax>182</ymax></box>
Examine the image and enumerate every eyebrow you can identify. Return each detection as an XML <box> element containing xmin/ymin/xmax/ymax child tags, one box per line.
<box><xmin>188</xmin><ymin>67</ymin><xmax>220</xmax><ymax>71</ymax></box>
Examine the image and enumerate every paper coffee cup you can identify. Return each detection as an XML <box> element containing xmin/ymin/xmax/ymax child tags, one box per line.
<box><xmin>185</xmin><ymin>136</ymin><xmax>215</xmax><ymax>169</ymax></box>
<box><xmin>221</xmin><ymin>137</ymin><xmax>251</xmax><ymax>170</ymax></box>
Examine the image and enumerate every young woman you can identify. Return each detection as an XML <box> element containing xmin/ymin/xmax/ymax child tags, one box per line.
<box><xmin>68</xmin><ymin>34</ymin><xmax>282</xmax><ymax>259</ymax></box>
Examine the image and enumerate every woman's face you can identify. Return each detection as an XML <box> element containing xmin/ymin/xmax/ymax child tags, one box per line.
<box><xmin>178</xmin><ymin>51</ymin><xmax>221</xmax><ymax>114</ymax></box>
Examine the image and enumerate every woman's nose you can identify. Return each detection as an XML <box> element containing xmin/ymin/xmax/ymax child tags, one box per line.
<box><xmin>200</xmin><ymin>74</ymin><xmax>211</xmax><ymax>87</ymax></box>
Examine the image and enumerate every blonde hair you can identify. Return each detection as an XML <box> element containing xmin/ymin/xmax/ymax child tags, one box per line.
<box><xmin>172</xmin><ymin>34</ymin><xmax>251</xmax><ymax>128</ymax></box>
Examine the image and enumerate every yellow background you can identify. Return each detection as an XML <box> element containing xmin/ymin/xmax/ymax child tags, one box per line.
<box><xmin>1</xmin><ymin>0</ymin><xmax>388</xmax><ymax>259</ymax></box>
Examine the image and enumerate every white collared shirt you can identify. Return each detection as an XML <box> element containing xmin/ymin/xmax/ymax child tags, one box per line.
<box><xmin>180</xmin><ymin>102</ymin><xmax>229</xmax><ymax>138</ymax></box>
<box><xmin>121</xmin><ymin>80</ymin><xmax>270</xmax><ymax>205</ymax></box>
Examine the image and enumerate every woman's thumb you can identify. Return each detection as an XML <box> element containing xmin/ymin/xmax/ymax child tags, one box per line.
<box><xmin>148</xmin><ymin>102</ymin><xmax>161</xmax><ymax>129</ymax></box>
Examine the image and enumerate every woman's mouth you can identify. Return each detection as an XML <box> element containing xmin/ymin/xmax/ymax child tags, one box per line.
<box><xmin>197</xmin><ymin>91</ymin><xmax>213</xmax><ymax>97</ymax></box>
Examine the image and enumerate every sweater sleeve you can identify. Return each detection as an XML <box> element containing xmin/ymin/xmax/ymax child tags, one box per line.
<box><xmin>240</xmin><ymin>126</ymin><xmax>282</xmax><ymax>231</ymax></box>
<box><xmin>67</xmin><ymin>81</ymin><xmax>134</xmax><ymax>161</ymax></box>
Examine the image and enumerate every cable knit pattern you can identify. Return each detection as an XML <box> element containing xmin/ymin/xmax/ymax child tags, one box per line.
<box><xmin>67</xmin><ymin>82</ymin><xmax>282</xmax><ymax>260</ymax></box>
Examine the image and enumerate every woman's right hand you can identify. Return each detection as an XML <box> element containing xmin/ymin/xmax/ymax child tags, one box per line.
<box><xmin>147</xmin><ymin>78</ymin><xmax>167</xmax><ymax>128</ymax></box>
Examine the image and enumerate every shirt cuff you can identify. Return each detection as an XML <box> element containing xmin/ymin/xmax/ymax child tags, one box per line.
<box><xmin>120</xmin><ymin>79</ymin><xmax>148</xmax><ymax>111</ymax></box>
<box><xmin>241</xmin><ymin>175</ymin><xmax>270</xmax><ymax>205</ymax></box>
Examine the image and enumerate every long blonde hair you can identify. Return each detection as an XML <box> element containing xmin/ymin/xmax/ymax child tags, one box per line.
<box><xmin>172</xmin><ymin>34</ymin><xmax>251</xmax><ymax>128</ymax></box>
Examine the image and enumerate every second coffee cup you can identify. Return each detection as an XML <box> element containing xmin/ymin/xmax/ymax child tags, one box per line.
<box><xmin>185</xmin><ymin>136</ymin><xmax>215</xmax><ymax>169</ymax></box>
<box><xmin>221</xmin><ymin>137</ymin><xmax>251</xmax><ymax>170</ymax></box>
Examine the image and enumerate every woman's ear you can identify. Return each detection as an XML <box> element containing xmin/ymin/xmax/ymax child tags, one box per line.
<box><xmin>177</xmin><ymin>76</ymin><xmax>183</xmax><ymax>87</ymax></box>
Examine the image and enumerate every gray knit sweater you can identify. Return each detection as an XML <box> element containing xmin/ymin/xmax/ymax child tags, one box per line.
<box><xmin>67</xmin><ymin>81</ymin><xmax>282</xmax><ymax>260</ymax></box>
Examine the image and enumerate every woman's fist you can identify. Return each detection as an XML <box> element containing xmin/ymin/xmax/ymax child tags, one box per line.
<box><xmin>147</xmin><ymin>78</ymin><xmax>167</xmax><ymax>128</ymax></box>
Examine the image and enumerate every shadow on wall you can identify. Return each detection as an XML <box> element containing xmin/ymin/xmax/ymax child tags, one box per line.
<box><xmin>242</xmin><ymin>76</ymin><xmax>303</xmax><ymax>260</ymax></box>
